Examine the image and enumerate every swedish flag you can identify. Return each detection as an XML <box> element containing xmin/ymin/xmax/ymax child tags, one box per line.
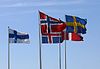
<box><xmin>65</xmin><ymin>15</ymin><xmax>87</xmax><ymax>34</ymax></box>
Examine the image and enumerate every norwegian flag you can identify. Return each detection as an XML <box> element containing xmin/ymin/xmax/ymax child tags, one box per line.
<box><xmin>39</xmin><ymin>11</ymin><xmax>68</xmax><ymax>43</ymax></box>
<box><xmin>42</xmin><ymin>32</ymin><xmax>66</xmax><ymax>43</ymax></box>
<box><xmin>39</xmin><ymin>11</ymin><xmax>66</xmax><ymax>34</ymax></box>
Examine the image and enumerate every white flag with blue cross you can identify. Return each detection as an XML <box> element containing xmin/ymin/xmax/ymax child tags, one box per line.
<box><xmin>9</xmin><ymin>28</ymin><xmax>30</xmax><ymax>43</ymax></box>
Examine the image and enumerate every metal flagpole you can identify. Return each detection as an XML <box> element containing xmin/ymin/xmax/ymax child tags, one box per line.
<box><xmin>64</xmin><ymin>15</ymin><xmax>67</xmax><ymax>69</ymax></box>
<box><xmin>59</xmin><ymin>42</ymin><xmax>61</xmax><ymax>69</ymax></box>
<box><xmin>8</xmin><ymin>26</ymin><xmax>10</xmax><ymax>69</ymax></box>
<box><xmin>58</xmin><ymin>26</ymin><xmax>61</xmax><ymax>69</ymax></box>
<box><xmin>38</xmin><ymin>11</ymin><xmax>42</xmax><ymax>69</ymax></box>
<box><xmin>64</xmin><ymin>32</ymin><xmax>67</xmax><ymax>69</ymax></box>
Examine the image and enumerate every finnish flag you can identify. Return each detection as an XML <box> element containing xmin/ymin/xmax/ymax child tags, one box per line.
<box><xmin>9</xmin><ymin>28</ymin><xmax>30</xmax><ymax>43</ymax></box>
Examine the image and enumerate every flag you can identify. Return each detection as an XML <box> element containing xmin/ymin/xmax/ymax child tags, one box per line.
<box><xmin>51</xmin><ymin>19</ymin><xmax>66</xmax><ymax>32</ymax></box>
<box><xmin>9</xmin><ymin>28</ymin><xmax>30</xmax><ymax>43</ymax></box>
<box><xmin>65</xmin><ymin>15</ymin><xmax>87</xmax><ymax>34</ymax></box>
<box><xmin>39</xmin><ymin>11</ymin><xmax>68</xmax><ymax>43</ymax></box>
<box><xmin>61</xmin><ymin>32</ymin><xmax>83</xmax><ymax>41</ymax></box>
<box><xmin>71</xmin><ymin>33</ymin><xmax>83</xmax><ymax>41</ymax></box>
<box><xmin>39</xmin><ymin>11</ymin><xmax>66</xmax><ymax>34</ymax></box>
<box><xmin>42</xmin><ymin>33</ymin><xmax>64</xmax><ymax>43</ymax></box>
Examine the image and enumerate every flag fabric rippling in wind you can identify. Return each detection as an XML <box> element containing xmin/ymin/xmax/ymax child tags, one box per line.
<box><xmin>42</xmin><ymin>33</ymin><xmax>64</xmax><ymax>43</ymax></box>
<box><xmin>40</xmin><ymin>11</ymin><xmax>66</xmax><ymax>34</ymax></box>
<box><xmin>39</xmin><ymin>11</ymin><xmax>68</xmax><ymax>43</ymax></box>
<box><xmin>65</xmin><ymin>15</ymin><xmax>87</xmax><ymax>34</ymax></box>
<box><xmin>9</xmin><ymin>28</ymin><xmax>30</xmax><ymax>43</ymax></box>
<box><xmin>71</xmin><ymin>33</ymin><xmax>83</xmax><ymax>41</ymax></box>
<box><xmin>62</xmin><ymin>32</ymin><xmax>83</xmax><ymax>41</ymax></box>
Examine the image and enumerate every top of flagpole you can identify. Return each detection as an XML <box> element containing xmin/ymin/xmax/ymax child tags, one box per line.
<box><xmin>8</xmin><ymin>26</ymin><xmax>10</xmax><ymax>29</ymax></box>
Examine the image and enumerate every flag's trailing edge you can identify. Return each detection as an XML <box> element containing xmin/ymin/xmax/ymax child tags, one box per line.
<box><xmin>9</xmin><ymin>28</ymin><xmax>30</xmax><ymax>43</ymax></box>
<box><xmin>65</xmin><ymin>15</ymin><xmax>87</xmax><ymax>34</ymax></box>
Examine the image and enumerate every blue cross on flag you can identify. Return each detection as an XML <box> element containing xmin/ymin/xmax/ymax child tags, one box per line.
<box><xmin>9</xmin><ymin>28</ymin><xmax>30</xmax><ymax>43</ymax></box>
<box><xmin>39</xmin><ymin>11</ymin><xmax>66</xmax><ymax>34</ymax></box>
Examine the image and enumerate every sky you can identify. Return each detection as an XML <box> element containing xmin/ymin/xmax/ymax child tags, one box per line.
<box><xmin>0</xmin><ymin>0</ymin><xmax>100</xmax><ymax>69</ymax></box>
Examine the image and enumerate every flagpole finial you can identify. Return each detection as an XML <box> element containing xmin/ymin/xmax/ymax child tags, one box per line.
<box><xmin>8</xmin><ymin>26</ymin><xmax>10</xmax><ymax>29</ymax></box>
<box><xmin>38</xmin><ymin>10</ymin><xmax>40</xmax><ymax>13</ymax></box>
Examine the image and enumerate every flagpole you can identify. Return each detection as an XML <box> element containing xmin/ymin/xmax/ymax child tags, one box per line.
<box><xmin>38</xmin><ymin>11</ymin><xmax>42</xmax><ymax>69</ymax></box>
<box><xmin>64</xmin><ymin>15</ymin><xmax>67</xmax><ymax>69</ymax></box>
<box><xmin>39</xmin><ymin>23</ymin><xmax>42</xmax><ymax>69</ymax></box>
<box><xmin>58</xmin><ymin>32</ymin><xmax>61</xmax><ymax>69</ymax></box>
<box><xmin>64</xmin><ymin>33</ymin><xmax>67</xmax><ymax>69</ymax></box>
<box><xmin>59</xmin><ymin>43</ymin><xmax>61</xmax><ymax>69</ymax></box>
<box><xmin>8</xmin><ymin>26</ymin><xmax>10</xmax><ymax>69</ymax></box>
